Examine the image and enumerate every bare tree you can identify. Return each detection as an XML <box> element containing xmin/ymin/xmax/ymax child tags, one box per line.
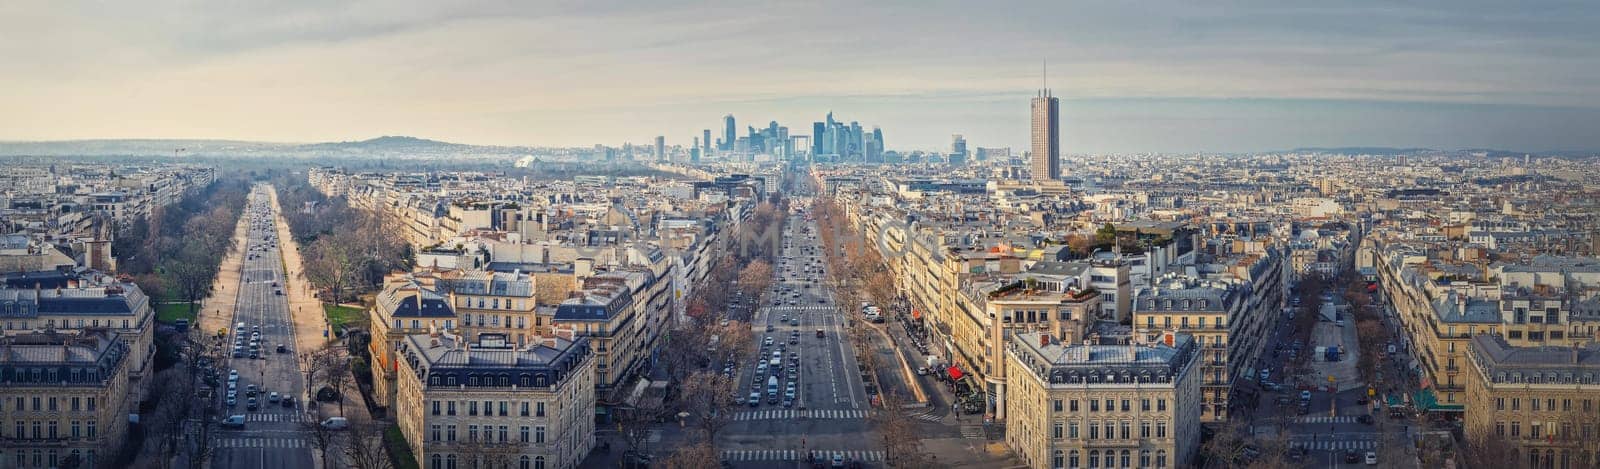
<box><xmin>616</xmin><ymin>395</ymin><xmax>666</xmax><ymax>461</ymax></box>
<box><xmin>455</xmin><ymin>436</ymin><xmax>522</xmax><ymax>469</ymax></box>
<box><xmin>341</xmin><ymin>423</ymin><xmax>394</xmax><ymax>469</ymax></box>
<box><xmin>300</xmin><ymin>417</ymin><xmax>337</xmax><ymax>469</ymax></box>
<box><xmin>737</xmin><ymin>260</ymin><xmax>774</xmax><ymax>310</ymax></box>
<box><xmin>679</xmin><ymin>370</ymin><xmax>738</xmax><ymax>445</ymax></box>
<box><xmin>869</xmin><ymin>392</ymin><xmax>926</xmax><ymax>467</ymax></box>
<box><xmin>659</xmin><ymin>440</ymin><xmax>721</xmax><ymax>469</ymax></box>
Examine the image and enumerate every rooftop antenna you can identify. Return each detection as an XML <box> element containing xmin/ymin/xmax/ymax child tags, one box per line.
<box><xmin>1042</xmin><ymin>59</ymin><xmax>1048</xmax><ymax>97</ymax></box>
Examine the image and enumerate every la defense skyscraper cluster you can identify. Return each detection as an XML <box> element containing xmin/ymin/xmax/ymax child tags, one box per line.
<box><xmin>1030</xmin><ymin>87</ymin><xmax>1061</xmax><ymax>181</ymax></box>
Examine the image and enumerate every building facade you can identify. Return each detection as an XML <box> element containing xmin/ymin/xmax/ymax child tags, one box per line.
<box><xmin>394</xmin><ymin>332</ymin><xmax>595</xmax><ymax>469</ymax></box>
<box><xmin>1004</xmin><ymin>332</ymin><xmax>1201</xmax><ymax>469</ymax></box>
<box><xmin>1464</xmin><ymin>335</ymin><xmax>1600</xmax><ymax>469</ymax></box>
<box><xmin>0</xmin><ymin>329</ymin><xmax>132</xmax><ymax>469</ymax></box>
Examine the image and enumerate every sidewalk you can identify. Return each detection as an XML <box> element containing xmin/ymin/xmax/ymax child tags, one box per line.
<box><xmin>195</xmin><ymin>191</ymin><xmax>254</xmax><ymax>338</ymax></box>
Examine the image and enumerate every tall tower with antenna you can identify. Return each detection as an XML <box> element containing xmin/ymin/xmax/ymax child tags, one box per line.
<box><xmin>1030</xmin><ymin>60</ymin><xmax>1061</xmax><ymax>181</ymax></box>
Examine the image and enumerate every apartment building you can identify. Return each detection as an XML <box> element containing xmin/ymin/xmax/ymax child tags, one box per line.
<box><xmin>553</xmin><ymin>264</ymin><xmax>672</xmax><ymax>414</ymax></box>
<box><xmin>1132</xmin><ymin>281</ymin><xmax>1246</xmax><ymax>423</ymax></box>
<box><xmin>1464</xmin><ymin>335</ymin><xmax>1600</xmax><ymax>468</ymax></box>
<box><xmin>0</xmin><ymin>277</ymin><xmax>156</xmax><ymax>402</ymax></box>
<box><xmin>971</xmin><ymin>268</ymin><xmax>1104</xmax><ymax>420</ymax></box>
<box><xmin>370</xmin><ymin>275</ymin><xmax>459</xmax><ymax>410</ymax></box>
<box><xmin>394</xmin><ymin>332</ymin><xmax>595</xmax><ymax>469</ymax></box>
<box><xmin>0</xmin><ymin>329</ymin><xmax>132</xmax><ymax>469</ymax></box>
<box><xmin>1004</xmin><ymin>332</ymin><xmax>1201</xmax><ymax>469</ymax></box>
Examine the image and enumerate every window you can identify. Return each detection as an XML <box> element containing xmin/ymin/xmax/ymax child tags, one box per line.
<box><xmin>1120</xmin><ymin>450</ymin><xmax>1130</xmax><ymax>467</ymax></box>
<box><xmin>1053</xmin><ymin>423</ymin><xmax>1063</xmax><ymax>439</ymax></box>
<box><xmin>468</xmin><ymin>401</ymin><xmax>478</xmax><ymax>416</ymax></box>
<box><xmin>1120</xmin><ymin>421</ymin><xmax>1130</xmax><ymax>439</ymax></box>
<box><xmin>1141</xmin><ymin>421</ymin><xmax>1152</xmax><ymax>438</ymax></box>
<box><xmin>520</xmin><ymin>402</ymin><xmax>530</xmax><ymax>417</ymax></box>
<box><xmin>1069</xmin><ymin>450</ymin><xmax>1080</xmax><ymax>468</ymax></box>
<box><xmin>500</xmin><ymin>401</ymin><xmax>508</xmax><ymax>416</ymax></box>
<box><xmin>1088</xmin><ymin>450</ymin><xmax>1099</xmax><ymax>468</ymax></box>
<box><xmin>1496</xmin><ymin>421</ymin><xmax>1506</xmax><ymax>436</ymax></box>
<box><xmin>1156</xmin><ymin>422</ymin><xmax>1167</xmax><ymax>438</ymax></box>
<box><xmin>498</xmin><ymin>425</ymin><xmax>507</xmax><ymax>442</ymax></box>
<box><xmin>1070</xmin><ymin>400</ymin><xmax>1079</xmax><ymax>412</ymax></box>
<box><xmin>446</xmin><ymin>425</ymin><xmax>457</xmax><ymax>441</ymax></box>
<box><xmin>536</xmin><ymin>402</ymin><xmax>546</xmax><ymax>417</ymax></box>
<box><xmin>71</xmin><ymin>397</ymin><xmax>80</xmax><ymax>412</ymax></box>
<box><xmin>1496</xmin><ymin>398</ymin><xmax>1505</xmax><ymax>410</ymax></box>
<box><xmin>1141</xmin><ymin>399</ymin><xmax>1150</xmax><ymax>411</ymax></box>
<box><xmin>1533</xmin><ymin>399</ymin><xmax>1541</xmax><ymax>411</ymax></box>
<box><xmin>1140</xmin><ymin>450</ymin><xmax>1151</xmax><ymax>467</ymax></box>
<box><xmin>1069</xmin><ymin>422</ymin><xmax>1079</xmax><ymax>439</ymax></box>
<box><xmin>432</xmin><ymin>401</ymin><xmax>441</xmax><ymax>415</ymax></box>
<box><xmin>520</xmin><ymin>426</ymin><xmax>530</xmax><ymax>443</ymax></box>
<box><xmin>467</xmin><ymin>425</ymin><xmax>478</xmax><ymax>442</ymax></box>
<box><xmin>1088</xmin><ymin>422</ymin><xmax>1099</xmax><ymax>439</ymax></box>
<box><xmin>1157</xmin><ymin>399</ymin><xmax>1166</xmax><ymax>411</ymax></box>
<box><xmin>1053</xmin><ymin>450</ymin><xmax>1064</xmax><ymax>469</ymax></box>
<box><xmin>535</xmin><ymin>426</ymin><xmax>545</xmax><ymax>443</ymax></box>
<box><xmin>1511</xmin><ymin>421</ymin><xmax>1521</xmax><ymax>437</ymax></box>
<box><xmin>1121</xmin><ymin>400</ymin><xmax>1130</xmax><ymax>412</ymax></box>
<box><xmin>1053</xmin><ymin>400</ymin><xmax>1063</xmax><ymax>412</ymax></box>
<box><xmin>1156</xmin><ymin>450</ymin><xmax>1167</xmax><ymax>467</ymax></box>
<box><xmin>86</xmin><ymin>420</ymin><xmax>95</xmax><ymax>438</ymax></box>
<box><xmin>1090</xmin><ymin>400</ymin><xmax>1099</xmax><ymax>412</ymax></box>
<box><xmin>448</xmin><ymin>401</ymin><xmax>456</xmax><ymax>415</ymax></box>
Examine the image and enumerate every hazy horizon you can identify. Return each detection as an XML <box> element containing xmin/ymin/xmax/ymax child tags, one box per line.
<box><xmin>4</xmin><ymin>1</ymin><xmax>1598</xmax><ymax>153</ymax></box>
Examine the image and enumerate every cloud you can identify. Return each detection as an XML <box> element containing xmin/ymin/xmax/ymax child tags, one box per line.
<box><xmin>1</xmin><ymin>1</ymin><xmax>1597</xmax><ymax>151</ymax></box>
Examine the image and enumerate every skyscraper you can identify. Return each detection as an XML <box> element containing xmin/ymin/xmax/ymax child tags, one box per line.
<box><xmin>702</xmin><ymin>129</ymin><xmax>712</xmax><ymax>156</ymax></box>
<box><xmin>654</xmin><ymin>136</ymin><xmax>665</xmax><ymax>161</ymax></box>
<box><xmin>1030</xmin><ymin>89</ymin><xmax>1060</xmax><ymax>181</ymax></box>
<box><xmin>722</xmin><ymin>114</ymin><xmax>736</xmax><ymax>152</ymax></box>
<box><xmin>951</xmin><ymin>134</ymin><xmax>968</xmax><ymax>160</ymax></box>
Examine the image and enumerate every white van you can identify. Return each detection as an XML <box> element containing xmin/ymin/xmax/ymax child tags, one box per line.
<box><xmin>320</xmin><ymin>417</ymin><xmax>349</xmax><ymax>430</ymax></box>
<box><xmin>766</xmin><ymin>376</ymin><xmax>779</xmax><ymax>396</ymax></box>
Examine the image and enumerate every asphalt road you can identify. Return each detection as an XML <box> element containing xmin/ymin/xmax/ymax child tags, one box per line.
<box><xmin>211</xmin><ymin>186</ymin><xmax>315</xmax><ymax>469</ymax></box>
<box><xmin>1245</xmin><ymin>296</ymin><xmax>1389</xmax><ymax>467</ymax></box>
<box><xmin>720</xmin><ymin>200</ymin><xmax>880</xmax><ymax>466</ymax></box>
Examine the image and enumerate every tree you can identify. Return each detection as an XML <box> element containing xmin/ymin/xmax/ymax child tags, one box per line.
<box><xmin>616</xmin><ymin>395</ymin><xmax>666</xmax><ymax>462</ymax></box>
<box><xmin>1354</xmin><ymin>319</ymin><xmax>1384</xmax><ymax>385</ymax></box>
<box><xmin>301</xmin><ymin>417</ymin><xmax>337</xmax><ymax>469</ymax></box>
<box><xmin>1096</xmin><ymin>222</ymin><xmax>1118</xmax><ymax>244</ymax></box>
<box><xmin>737</xmin><ymin>260</ymin><xmax>774</xmax><ymax>312</ymax></box>
<box><xmin>869</xmin><ymin>393</ymin><xmax>926</xmax><ymax>467</ymax></box>
<box><xmin>341</xmin><ymin>423</ymin><xmax>394</xmax><ymax>469</ymax></box>
<box><xmin>659</xmin><ymin>440</ymin><xmax>721</xmax><ymax>469</ymax></box>
<box><xmin>679</xmin><ymin>370</ymin><xmax>738</xmax><ymax>446</ymax></box>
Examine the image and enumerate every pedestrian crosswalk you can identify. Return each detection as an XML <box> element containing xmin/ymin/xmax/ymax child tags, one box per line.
<box><xmin>906</xmin><ymin>408</ymin><xmax>943</xmax><ymax>423</ymax></box>
<box><xmin>245</xmin><ymin>413</ymin><xmax>307</xmax><ymax>423</ymax></box>
<box><xmin>764</xmin><ymin>305</ymin><xmax>835</xmax><ymax>315</ymax></box>
<box><xmin>1290</xmin><ymin>439</ymin><xmax>1377</xmax><ymax>451</ymax></box>
<box><xmin>218</xmin><ymin>437</ymin><xmax>310</xmax><ymax>449</ymax></box>
<box><xmin>734</xmin><ymin>409</ymin><xmax>868</xmax><ymax>421</ymax></box>
<box><xmin>1295</xmin><ymin>415</ymin><xmax>1359</xmax><ymax>424</ymax></box>
<box><xmin>721</xmin><ymin>450</ymin><xmax>883</xmax><ymax>462</ymax></box>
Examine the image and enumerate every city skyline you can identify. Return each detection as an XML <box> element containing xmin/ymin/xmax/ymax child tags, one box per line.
<box><xmin>3</xmin><ymin>2</ymin><xmax>1599</xmax><ymax>153</ymax></box>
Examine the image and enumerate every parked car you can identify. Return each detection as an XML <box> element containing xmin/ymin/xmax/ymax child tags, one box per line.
<box><xmin>320</xmin><ymin>417</ymin><xmax>349</xmax><ymax>430</ymax></box>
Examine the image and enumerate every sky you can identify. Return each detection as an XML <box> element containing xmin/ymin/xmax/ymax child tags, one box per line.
<box><xmin>2</xmin><ymin>0</ymin><xmax>1598</xmax><ymax>153</ymax></box>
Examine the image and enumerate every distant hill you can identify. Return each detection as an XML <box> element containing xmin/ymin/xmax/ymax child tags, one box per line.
<box><xmin>1282</xmin><ymin>147</ymin><xmax>1596</xmax><ymax>158</ymax></box>
<box><xmin>0</xmin><ymin>135</ymin><xmax>540</xmax><ymax>160</ymax></box>
<box><xmin>292</xmin><ymin>135</ymin><xmax>474</xmax><ymax>152</ymax></box>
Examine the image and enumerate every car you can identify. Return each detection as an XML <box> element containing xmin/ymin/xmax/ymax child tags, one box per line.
<box><xmin>249</xmin><ymin>351</ymin><xmax>260</xmax><ymax>359</ymax></box>
<box><xmin>268</xmin><ymin>392</ymin><xmax>280</xmax><ymax>403</ymax></box>
<box><xmin>1299</xmin><ymin>390</ymin><xmax>1312</xmax><ymax>401</ymax></box>
<box><xmin>246</xmin><ymin>384</ymin><xmax>258</xmax><ymax>395</ymax></box>
<box><xmin>766</xmin><ymin>324</ymin><xmax>775</xmax><ymax>332</ymax></box>
<box><xmin>788</xmin><ymin>337</ymin><xmax>799</xmax><ymax>345</ymax></box>
<box><xmin>763</xmin><ymin>337</ymin><xmax>774</xmax><ymax>346</ymax></box>
<box><xmin>282</xmin><ymin>396</ymin><xmax>295</xmax><ymax>408</ymax></box>
<box><xmin>916</xmin><ymin>367</ymin><xmax>929</xmax><ymax>376</ymax></box>
<box><xmin>228</xmin><ymin>370</ymin><xmax>239</xmax><ymax>382</ymax></box>
<box><xmin>226</xmin><ymin>396</ymin><xmax>237</xmax><ymax>407</ymax></box>
<box><xmin>320</xmin><ymin>417</ymin><xmax>349</xmax><ymax>430</ymax></box>
<box><xmin>783</xmin><ymin>398</ymin><xmax>794</xmax><ymax>408</ymax></box>
<box><xmin>1364</xmin><ymin>451</ymin><xmax>1377</xmax><ymax>465</ymax></box>
<box><xmin>816</xmin><ymin>329</ymin><xmax>825</xmax><ymax>338</ymax></box>
<box><xmin>222</xmin><ymin>415</ymin><xmax>247</xmax><ymax>429</ymax></box>
<box><xmin>246</xmin><ymin>398</ymin><xmax>259</xmax><ymax>411</ymax></box>
<box><xmin>277</xmin><ymin>344</ymin><xmax>288</xmax><ymax>353</ymax></box>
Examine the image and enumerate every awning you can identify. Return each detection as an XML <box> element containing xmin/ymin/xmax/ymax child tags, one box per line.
<box><xmin>947</xmin><ymin>366</ymin><xmax>964</xmax><ymax>381</ymax></box>
<box><xmin>911</xmin><ymin>308</ymin><xmax>921</xmax><ymax>319</ymax></box>
<box><xmin>1413</xmin><ymin>389</ymin><xmax>1464</xmax><ymax>412</ymax></box>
